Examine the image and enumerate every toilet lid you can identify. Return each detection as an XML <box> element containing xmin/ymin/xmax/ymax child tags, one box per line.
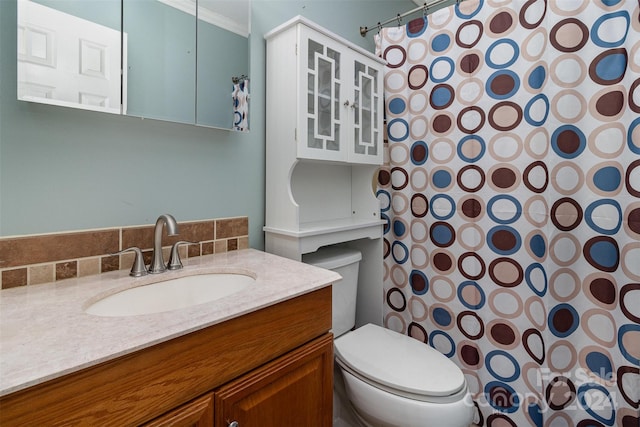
<box><xmin>334</xmin><ymin>324</ymin><xmax>466</xmax><ymax>397</ymax></box>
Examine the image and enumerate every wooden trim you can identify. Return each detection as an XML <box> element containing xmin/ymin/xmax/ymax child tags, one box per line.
<box><xmin>144</xmin><ymin>393</ymin><xmax>214</xmax><ymax>427</ymax></box>
<box><xmin>0</xmin><ymin>287</ymin><xmax>331</xmax><ymax>426</ymax></box>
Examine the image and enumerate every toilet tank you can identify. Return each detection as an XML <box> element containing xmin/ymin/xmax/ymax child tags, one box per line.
<box><xmin>303</xmin><ymin>247</ymin><xmax>362</xmax><ymax>338</ymax></box>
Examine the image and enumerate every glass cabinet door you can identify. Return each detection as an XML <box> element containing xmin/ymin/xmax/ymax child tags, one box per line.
<box><xmin>350</xmin><ymin>58</ymin><xmax>382</xmax><ymax>164</ymax></box>
<box><xmin>298</xmin><ymin>26</ymin><xmax>347</xmax><ymax>162</ymax></box>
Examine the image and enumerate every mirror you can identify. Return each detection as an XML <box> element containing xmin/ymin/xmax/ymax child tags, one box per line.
<box><xmin>17</xmin><ymin>0</ymin><xmax>123</xmax><ymax>114</ymax></box>
<box><xmin>197</xmin><ymin>0</ymin><xmax>250</xmax><ymax>130</ymax></box>
<box><xmin>17</xmin><ymin>0</ymin><xmax>250</xmax><ymax>130</ymax></box>
<box><xmin>123</xmin><ymin>0</ymin><xmax>197</xmax><ymax>124</ymax></box>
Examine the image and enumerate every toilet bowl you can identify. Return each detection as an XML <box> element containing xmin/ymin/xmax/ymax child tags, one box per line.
<box><xmin>335</xmin><ymin>323</ymin><xmax>474</xmax><ymax>427</ymax></box>
<box><xmin>303</xmin><ymin>247</ymin><xmax>474</xmax><ymax>427</ymax></box>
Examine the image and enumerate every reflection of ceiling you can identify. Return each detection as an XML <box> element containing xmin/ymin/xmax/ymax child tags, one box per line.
<box><xmin>158</xmin><ymin>0</ymin><xmax>250</xmax><ymax>37</ymax></box>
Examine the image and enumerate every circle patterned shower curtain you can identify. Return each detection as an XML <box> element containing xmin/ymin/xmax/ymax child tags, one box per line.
<box><xmin>375</xmin><ymin>0</ymin><xmax>639</xmax><ymax>426</ymax></box>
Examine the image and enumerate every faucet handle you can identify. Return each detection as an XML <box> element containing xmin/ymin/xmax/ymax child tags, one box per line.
<box><xmin>168</xmin><ymin>241</ymin><xmax>197</xmax><ymax>271</ymax></box>
<box><xmin>112</xmin><ymin>247</ymin><xmax>148</xmax><ymax>277</ymax></box>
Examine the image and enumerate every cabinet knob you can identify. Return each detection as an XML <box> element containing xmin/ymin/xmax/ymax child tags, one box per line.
<box><xmin>343</xmin><ymin>100</ymin><xmax>350</xmax><ymax>107</ymax></box>
<box><xmin>227</xmin><ymin>422</ymin><xmax>239</xmax><ymax>427</ymax></box>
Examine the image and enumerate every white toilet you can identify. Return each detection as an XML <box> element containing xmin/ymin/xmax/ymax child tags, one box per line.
<box><xmin>303</xmin><ymin>247</ymin><xmax>474</xmax><ymax>427</ymax></box>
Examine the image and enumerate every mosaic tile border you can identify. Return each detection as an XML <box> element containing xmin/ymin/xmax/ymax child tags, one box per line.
<box><xmin>0</xmin><ymin>217</ymin><xmax>249</xmax><ymax>289</ymax></box>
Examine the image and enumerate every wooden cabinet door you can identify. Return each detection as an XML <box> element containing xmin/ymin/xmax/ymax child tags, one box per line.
<box><xmin>214</xmin><ymin>334</ymin><xmax>333</xmax><ymax>427</ymax></box>
<box><xmin>144</xmin><ymin>393</ymin><xmax>214</xmax><ymax>427</ymax></box>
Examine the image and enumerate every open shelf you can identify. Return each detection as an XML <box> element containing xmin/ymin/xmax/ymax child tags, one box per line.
<box><xmin>264</xmin><ymin>218</ymin><xmax>385</xmax><ymax>257</ymax></box>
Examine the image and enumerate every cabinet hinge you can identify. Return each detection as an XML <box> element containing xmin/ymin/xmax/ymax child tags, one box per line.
<box><xmin>294</xmin><ymin>128</ymin><xmax>297</xmax><ymax>141</ymax></box>
<box><xmin>295</xmin><ymin>43</ymin><xmax>298</xmax><ymax>55</ymax></box>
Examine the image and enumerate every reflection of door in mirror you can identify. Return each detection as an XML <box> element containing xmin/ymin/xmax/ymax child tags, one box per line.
<box><xmin>17</xmin><ymin>0</ymin><xmax>123</xmax><ymax>114</ymax></box>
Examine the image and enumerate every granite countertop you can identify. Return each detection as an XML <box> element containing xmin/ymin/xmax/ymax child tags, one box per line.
<box><xmin>0</xmin><ymin>249</ymin><xmax>340</xmax><ymax>397</ymax></box>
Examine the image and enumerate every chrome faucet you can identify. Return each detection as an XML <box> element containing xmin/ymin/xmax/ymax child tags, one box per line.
<box><xmin>148</xmin><ymin>214</ymin><xmax>179</xmax><ymax>274</ymax></box>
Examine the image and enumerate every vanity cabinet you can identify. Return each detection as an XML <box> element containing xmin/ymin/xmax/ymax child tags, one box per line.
<box><xmin>144</xmin><ymin>334</ymin><xmax>333</xmax><ymax>427</ymax></box>
<box><xmin>0</xmin><ymin>287</ymin><xmax>333</xmax><ymax>426</ymax></box>
<box><xmin>264</xmin><ymin>17</ymin><xmax>385</xmax><ymax>327</ymax></box>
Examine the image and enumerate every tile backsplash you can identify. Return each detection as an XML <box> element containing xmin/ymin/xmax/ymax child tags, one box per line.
<box><xmin>0</xmin><ymin>216</ymin><xmax>249</xmax><ymax>289</ymax></box>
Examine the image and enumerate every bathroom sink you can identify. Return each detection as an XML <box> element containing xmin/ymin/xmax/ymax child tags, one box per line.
<box><xmin>85</xmin><ymin>272</ymin><xmax>255</xmax><ymax>317</ymax></box>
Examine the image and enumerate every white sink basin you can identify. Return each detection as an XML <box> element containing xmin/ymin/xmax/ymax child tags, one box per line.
<box><xmin>85</xmin><ymin>273</ymin><xmax>255</xmax><ymax>317</ymax></box>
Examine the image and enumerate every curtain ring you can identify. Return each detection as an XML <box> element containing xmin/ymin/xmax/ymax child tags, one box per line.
<box><xmin>423</xmin><ymin>2</ymin><xmax>428</xmax><ymax>19</ymax></box>
<box><xmin>377</xmin><ymin>22</ymin><xmax>382</xmax><ymax>34</ymax></box>
<box><xmin>396</xmin><ymin>13</ymin><xmax>402</xmax><ymax>27</ymax></box>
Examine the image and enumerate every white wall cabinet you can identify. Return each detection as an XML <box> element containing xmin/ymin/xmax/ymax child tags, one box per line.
<box><xmin>264</xmin><ymin>16</ymin><xmax>385</xmax><ymax>327</ymax></box>
<box><xmin>297</xmin><ymin>24</ymin><xmax>383</xmax><ymax>164</ymax></box>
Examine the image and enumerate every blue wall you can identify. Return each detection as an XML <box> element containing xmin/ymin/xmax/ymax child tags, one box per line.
<box><xmin>0</xmin><ymin>0</ymin><xmax>412</xmax><ymax>249</ymax></box>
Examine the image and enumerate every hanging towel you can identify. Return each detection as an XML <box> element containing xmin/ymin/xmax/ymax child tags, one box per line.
<box><xmin>232</xmin><ymin>79</ymin><xmax>249</xmax><ymax>132</ymax></box>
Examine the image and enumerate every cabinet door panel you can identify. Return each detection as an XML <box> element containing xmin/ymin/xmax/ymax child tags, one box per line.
<box><xmin>348</xmin><ymin>54</ymin><xmax>383</xmax><ymax>165</ymax></box>
<box><xmin>298</xmin><ymin>26</ymin><xmax>348</xmax><ymax>162</ymax></box>
<box><xmin>215</xmin><ymin>334</ymin><xmax>333</xmax><ymax>427</ymax></box>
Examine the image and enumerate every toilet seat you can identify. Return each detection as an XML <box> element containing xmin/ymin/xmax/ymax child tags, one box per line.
<box><xmin>334</xmin><ymin>324</ymin><xmax>467</xmax><ymax>403</ymax></box>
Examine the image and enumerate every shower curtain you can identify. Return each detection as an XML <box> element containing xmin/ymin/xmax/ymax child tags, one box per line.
<box><xmin>375</xmin><ymin>0</ymin><xmax>639</xmax><ymax>426</ymax></box>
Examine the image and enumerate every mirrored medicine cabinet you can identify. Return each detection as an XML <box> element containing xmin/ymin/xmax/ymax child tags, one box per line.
<box><xmin>17</xmin><ymin>0</ymin><xmax>250</xmax><ymax>130</ymax></box>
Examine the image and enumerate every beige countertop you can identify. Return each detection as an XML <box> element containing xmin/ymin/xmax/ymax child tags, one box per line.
<box><xmin>0</xmin><ymin>249</ymin><xmax>340</xmax><ymax>397</ymax></box>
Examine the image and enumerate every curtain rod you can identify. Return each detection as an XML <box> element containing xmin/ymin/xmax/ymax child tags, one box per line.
<box><xmin>360</xmin><ymin>0</ymin><xmax>464</xmax><ymax>37</ymax></box>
